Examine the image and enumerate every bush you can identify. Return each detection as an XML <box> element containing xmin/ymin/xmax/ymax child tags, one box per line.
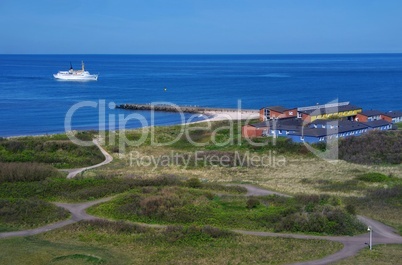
<box><xmin>186</xmin><ymin>178</ymin><xmax>202</xmax><ymax>188</ymax></box>
<box><xmin>246</xmin><ymin>197</ymin><xmax>260</xmax><ymax>209</ymax></box>
<box><xmin>0</xmin><ymin>162</ymin><xmax>61</xmax><ymax>183</ymax></box>
<box><xmin>275</xmin><ymin>205</ymin><xmax>365</xmax><ymax>235</ymax></box>
<box><xmin>357</xmin><ymin>172</ymin><xmax>390</xmax><ymax>182</ymax></box>
<box><xmin>162</xmin><ymin>225</ymin><xmax>233</xmax><ymax>243</ymax></box>
<box><xmin>345</xmin><ymin>204</ymin><xmax>356</xmax><ymax>215</ymax></box>
<box><xmin>201</xmin><ymin>225</ymin><xmax>232</xmax><ymax>238</ymax></box>
<box><xmin>0</xmin><ymin>137</ymin><xmax>105</xmax><ymax>168</ymax></box>
<box><xmin>0</xmin><ymin>198</ymin><xmax>69</xmax><ymax>229</ymax></box>
<box><xmin>339</xmin><ymin>131</ymin><xmax>402</xmax><ymax>165</ymax></box>
<box><xmin>79</xmin><ymin>219</ymin><xmax>148</xmax><ymax>234</ymax></box>
<box><xmin>202</xmin><ymin>183</ymin><xmax>247</xmax><ymax>194</ymax></box>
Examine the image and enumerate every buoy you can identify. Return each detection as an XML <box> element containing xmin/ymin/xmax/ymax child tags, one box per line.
<box><xmin>164</xmin><ymin>87</ymin><xmax>167</xmax><ymax>92</ymax></box>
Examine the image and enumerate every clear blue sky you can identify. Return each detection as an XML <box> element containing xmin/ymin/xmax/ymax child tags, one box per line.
<box><xmin>1</xmin><ymin>0</ymin><xmax>402</xmax><ymax>54</ymax></box>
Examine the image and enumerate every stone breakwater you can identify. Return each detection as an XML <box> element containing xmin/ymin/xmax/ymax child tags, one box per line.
<box><xmin>116</xmin><ymin>103</ymin><xmax>259</xmax><ymax>114</ymax></box>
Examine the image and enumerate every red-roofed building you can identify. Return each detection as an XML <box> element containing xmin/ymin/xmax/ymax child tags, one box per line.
<box><xmin>259</xmin><ymin>106</ymin><xmax>297</xmax><ymax>121</ymax></box>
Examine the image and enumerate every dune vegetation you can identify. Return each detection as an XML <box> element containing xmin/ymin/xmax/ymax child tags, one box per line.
<box><xmin>0</xmin><ymin>120</ymin><xmax>401</xmax><ymax>264</ymax></box>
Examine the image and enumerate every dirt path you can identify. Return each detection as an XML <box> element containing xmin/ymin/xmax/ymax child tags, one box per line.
<box><xmin>236</xmin><ymin>184</ymin><xmax>292</xmax><ymax>197</ymax></box>
<box><xmin>66</xmin><ymin>139</ymin><xmax>113</xmax><ymax>179</ymax></box>
<box><xmin>0</xmin><ymin>197</ymin><xmax>114</xmax><ymax>239</ymax></box>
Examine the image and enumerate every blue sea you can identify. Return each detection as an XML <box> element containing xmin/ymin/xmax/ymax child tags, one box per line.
<box><xmin>1</xmin><ymin>54</ymin><xmax>402</xmax><ymax>137</ymax></box>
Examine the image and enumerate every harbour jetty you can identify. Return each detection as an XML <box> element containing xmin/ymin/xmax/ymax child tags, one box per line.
<box><xmin>116</xmin><ymin>103</ymin><xmax>259</xmax><ymax>114</ymax></box>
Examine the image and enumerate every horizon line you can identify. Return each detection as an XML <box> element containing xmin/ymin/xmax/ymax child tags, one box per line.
<box><xmin>2</xmin><ymin>52</ymin><xmax>402</xmax><ymax>56</ymax></box>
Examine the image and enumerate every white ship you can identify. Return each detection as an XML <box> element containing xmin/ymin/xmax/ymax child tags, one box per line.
<box><xmin>53</xmin><ymin>61</ymin><xmax>98</xmax><ymax>81</ymax></box>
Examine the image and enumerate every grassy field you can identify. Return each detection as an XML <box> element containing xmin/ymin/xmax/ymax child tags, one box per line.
<box><xmin>0</xmin><ymin>198</ymin><xmax>69</xmax><ymax>232</ymax></box>
<box><xmin>335</xmin><ymin>244</ymin><xmax>402</xmax><ymax>265</ymax></box>
<box><xmin>88</xmin><ymin>121</ymin><xmax>402</xmax><ymax>234</ymax></box>
<box><xmin>88</xmin><ymin>185</ymin><xmax>365</xmax><ymax>235</ymax></box>
<box><xmin>0</xmin><ymin>220</ymin><xmax>343</xmax><ymax>265</ymax></box>
<box><xmin>0</xmin><ymin>132</ymin><xmax>104</xmax><ymax>169</ymax></box>
<box><xmin>96</xmin><ymin>121</ymin><xmax>401</xmax><ymax>197</ymax></box>
<box><xmin>0</xmin><ymin>175</ymin><xmax>245</xmax><ymax>202</ymax></box>
<box><xmin>0</xmin><ymin>121</ymin><xmax>401</xmax><ymax>264</ymax></box>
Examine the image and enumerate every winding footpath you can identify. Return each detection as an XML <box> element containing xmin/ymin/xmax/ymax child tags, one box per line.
<box><xmin>1</xmin><ymin>142</ymin><xmax>401</xmax><ymax>265</ymax></box>
<box><xmin>65</xmin><ymin>138</ymin><xmax>113</xmax><ymax>179</ymax></box>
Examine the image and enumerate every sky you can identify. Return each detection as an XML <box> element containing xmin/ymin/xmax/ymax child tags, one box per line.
<box><xmin>1</xmin><ymin>0</ymin><xmax>402</xmax><ymax>54</ymax></box>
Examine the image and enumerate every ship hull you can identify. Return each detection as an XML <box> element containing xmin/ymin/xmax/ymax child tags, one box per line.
<box><xmin>53</xmin><ymin>73</ymin><xmax>98</xmax><ymax>81</ymax></box>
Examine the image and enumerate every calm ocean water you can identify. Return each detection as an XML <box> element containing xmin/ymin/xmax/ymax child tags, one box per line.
<box><xmin>1</xmin><ymin>54</ymin><xmax>401</xmax><ymax>137</ymax></box>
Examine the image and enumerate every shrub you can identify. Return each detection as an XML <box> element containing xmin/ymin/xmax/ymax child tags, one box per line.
<box><xmin>246</xmin><ymin>197</ymin><xmax>260</xmax><ymax>209</ymax></box>
<box><xmin>275</xmin><ymin>205</ymin><xmax>365</xmax><ymax>235</ymax></box>
<box><xmin>367</xmin><ymin>185</ymin><xmax>402</xmax><ymax>200</ymax></box>
<box><xmin>202</xmin><ymin>183</ymin><xmax>247</xmax><ymax>194</ymax></box>
<box><xmin>162</xmin><ymin>225</ymin><xmax>233</xmax><ymax>243</ymax></box>
<box><xmin>339</xmin><ymin>131</ymin><xmax>402</xmax><ymax>165</ymax></box>
<box><xmin>79</xmin><ymin>219</ymin><xmax>148</xmax><ymax>234</ymax></box>
<box><xmin>201</xmin><ymin>225</ymin><xmax>232</xmax><ymax>238</ymax></box>
<box><xmin>186</xmin><ymin>178</ymin><xmax>202</xmax><ymax>188</ymax></box>
<box><xmin>0</xmin><ymin>137</ymin><xmax>105</xmax><ymax>168</ymax></box>
<box><xmin>0</xmin><ymin>162</ymin><xmax>61</xmax><ymax>183</ymax></box>
<box><xmin>345</xmin><ymin>204</ymin><xmax>356</xmax><ymax>215</ymax></box>
<box><xmin>0</xmin><ymin>198</ymin><xmax>69</xmax><ymax>228</ymax></box>
<box><xmin>357</xmin><ymin>172</ymin><xmax>390</xmax><ymax>182</ymax></box>
<box><xmin>139</xmin><ymin>193</ymin><xmax>184</xmax><ymax>217</ymax></box>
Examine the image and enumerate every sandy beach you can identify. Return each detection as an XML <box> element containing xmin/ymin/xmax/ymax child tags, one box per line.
<box><xmin>191</xmin><ymin>110</ymin><xmax>260</xmax><ymax>124</ymax></box>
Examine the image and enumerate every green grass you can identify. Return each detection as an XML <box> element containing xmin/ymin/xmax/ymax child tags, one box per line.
<box><xmin>356</xmin><ymin>172</ymin><xmax>392</xmax><ymax>183</ymax></box>
<box><xmin>0</xmin><ymin>123</ymin><xmax>400</xmax><ymax>263</ymax></box>
<box><xmin>345</xmin><ymin>185</ymin><xmax>402</xmax><ymax>235</ymax></box>
<box><xmin>0</xmin><ymin>236</ymin><xmax>116</xmax><ymax>265</ymax></box>
<box><xmin>0</xmin><ymin>175</ymin><xmax>245</xmax><ymax>202</ymax></box>
<box><xmin>107</xmin><ymin>120</ymin><xmax>312</xmax><ymax>155</ymax></box>
<box><xmin>310</xmin><ymin>172</ymin><xmax>402</xmax><ymax>235</ymax></box>
<box><xmin>0</xmin><ymin>220</ymin><xmax>343</xmax><ymax>265</ymax></box>
<box><xmin>0</xmin><ymin>198</ymin><xmax>69</xmax><ymax>231</ymax></box>
<box><xmin>0</xmin><ymin>162</ymin><xmax>63</xmax><ymax>183</ymax></box>
<box><xmin>0</xmin><ymin>134</ymin><xmax>104</xmax><ymax>169</ymax></box>
<box><xmin>0</xmin><ymin>176</ymin><xmax>139</xmax><ymax>202</ymax></box>
<box><xmin>335</xmin><ymin>244</ymin><xmax>402</xmax><ymax>265</ymax></box>
<box><xmin>88</xmin><ymin>187</ymin><xmax>365</xmax><ymax>235</ymax></box>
